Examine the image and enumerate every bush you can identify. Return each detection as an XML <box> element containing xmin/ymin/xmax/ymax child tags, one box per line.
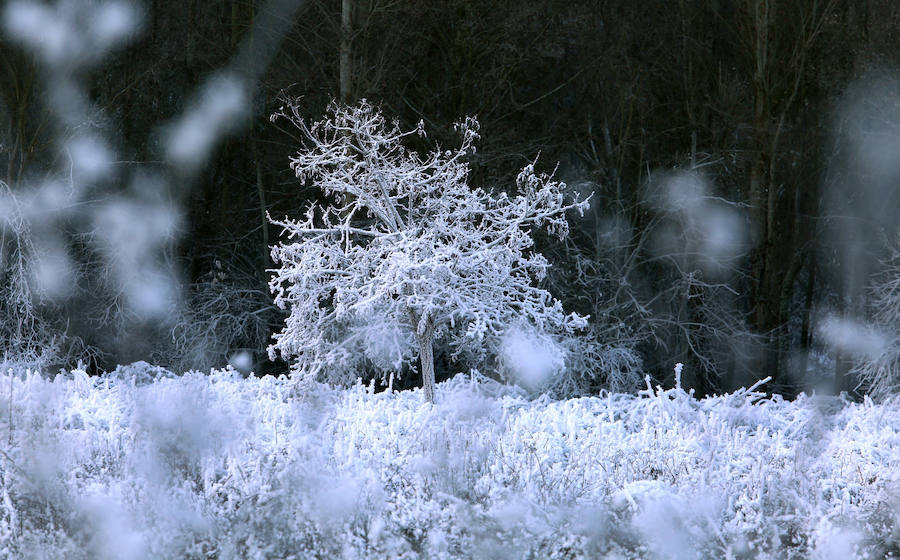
<box><xmin>152</xmin><ymin>264</ymin><xmax>278</xmax><ymax>375</ymax></box>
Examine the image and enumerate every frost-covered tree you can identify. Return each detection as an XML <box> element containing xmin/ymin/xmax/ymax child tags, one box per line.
<box><xmin>268</xmin><ymin>100</ymin><xmax>590</xmax><ymax>402</ymax></box>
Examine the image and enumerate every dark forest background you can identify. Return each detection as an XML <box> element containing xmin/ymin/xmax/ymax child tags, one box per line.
<box><xmin>1</xmin><ymin>0</ymin><xmax>899</xmax><ymax>397</ymax></box>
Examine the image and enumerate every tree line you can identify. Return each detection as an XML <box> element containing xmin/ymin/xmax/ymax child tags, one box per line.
<box><xmin>1</xmin><ymin>0</ymin><xmax>898</xmax><ymax>397</ymax></box>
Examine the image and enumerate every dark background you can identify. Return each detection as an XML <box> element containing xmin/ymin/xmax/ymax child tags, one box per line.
<box><xmin>2</xmin><ymin>0</ymin><xmax>899</xmax><ymax>397</ymax></box>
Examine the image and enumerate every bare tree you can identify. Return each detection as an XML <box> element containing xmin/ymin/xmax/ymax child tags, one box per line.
<box><xmin>0</xmin><ymin>182</ymin><xmax>97</xmax><ymax>371</ymax></box>
<box><xmin>851</xmin><ymin>237</ymin><xmax>900</xmax><ymax>400</ymax></box>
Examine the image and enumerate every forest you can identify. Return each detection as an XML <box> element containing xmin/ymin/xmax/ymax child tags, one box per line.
<box><xmin>0</xmin><ymin>1</ymin><xmax>899</xmax><ymax>557</ymax></box>
<box><xmin>1</xmin><ymin>0</ymin><xmax>899</xmax><ymax>397</ymax></box>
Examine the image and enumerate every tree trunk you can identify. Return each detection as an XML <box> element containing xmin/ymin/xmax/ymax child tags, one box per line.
<box><xmin>411</xmin><ymin>311</ymin><xmax>436</xmax><ymax>403</ymax></box>
<box><xmin>339</xmin><ymin>0</ymin><xmax>354</xmax><ymax>104</ymax></box>
<box><xmin>798</xmin><ymin>253</ymin><xmax>816</xmax><ymax>379</ymax></box>
<box><xmin>254</xmin><ymin>137</ymin><xmax>270</xmax><ymax>294</ymax></box>
<box><xmin>417</xmin><ymin>331</ymin><xmax>435</xmax><ymax>404</ymax></box>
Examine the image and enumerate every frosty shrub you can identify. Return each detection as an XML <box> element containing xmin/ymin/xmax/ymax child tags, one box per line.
<box><xmin>0</xmin><ymin>183</ymin><xmax>48</xmax><ymax>367</ymax></box>
<box><xmin>542</xmin><ymin>168</ymin><xmax>756</xmax><ymax>395</ymax></box>
<box><xmin>555</xmin><ymin>327</ymin><xmax>643</xmax><ymax>396</ymax></box>
<box><xmin>268</xmin><ymin>100</ymin><xmax>590</xmax><ymax>402</ymax></box>
<box><xmin>154</xmin><ymin>264</ymin><xmax>277</xmax><ymax>375</ymax></box>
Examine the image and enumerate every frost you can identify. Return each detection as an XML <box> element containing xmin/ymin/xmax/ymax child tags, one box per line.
<box><xmin>811</xmin><ymin>521</ymin><xmax>863</xmax><ymax>560</ymax></box>
<box><xmin>354</xmin><ymin>311</ymin><xmax>416</xmax><ymax>372</ymax></box>
<box><xmin>631</xmin><ymin>490</ymin><xmax>705</xmax><ymax>560</ymax></box>
<box><xmin>311</xmin><ymin>477</ymin><xmax>361</xmax><ymax>523</ymax></box>
<box><xmin>80</xmin><ymin>491</ymin><xmax>147</xmax><ymax>560</ymax></box>
<box><xmin>0</xmin><ymin>370</ymin><xmax>900</xmax><ymax>560</ymax></box>
<box><xmin>108</xmin><ymin>361</ymin><xmax>177</xmax><ymax>385</ymax></box>
<box><xmin>1</xmin><ymin>370</ymin><xmax>897</xmax><ymax>558</ymax></box>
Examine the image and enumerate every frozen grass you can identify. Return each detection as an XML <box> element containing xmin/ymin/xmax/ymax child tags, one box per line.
<box><xmin>0</xmin><ymin>365</ymin><xmax>898</xmax><ymax>559</ymax></box>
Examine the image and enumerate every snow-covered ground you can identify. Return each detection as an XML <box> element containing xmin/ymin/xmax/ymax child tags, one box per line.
<box><xmin>0</xmin><ymin>365</ymin><xmax>898</xmax><ymax>559</ymax></box>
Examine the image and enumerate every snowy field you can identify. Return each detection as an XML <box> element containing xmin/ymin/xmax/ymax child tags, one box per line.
<box><xmin>0</xmin><ymin>365</ymin><xmax>898</xmax><ymax>559</ymax></box>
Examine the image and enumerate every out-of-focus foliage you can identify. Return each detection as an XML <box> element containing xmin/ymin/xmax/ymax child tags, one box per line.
<box><xmin>0</xmin><ymin>182</ymin><xmax>98</xmax><ymax>371</ymax></box>
<box><xmin>1</xmin><ymin>369</ymin><xmax>899</xmax><ymax>558</ymax></box>
<box><xmin>0</xmin><ymin>0</ymin><xmax>286</xmax><ymax>374</ymax></box>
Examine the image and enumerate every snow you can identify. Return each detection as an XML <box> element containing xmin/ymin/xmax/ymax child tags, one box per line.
<box><xmin>1</xmin><ymin>365</ymin><xmax>898</xmax><ymax>558</ymax></box>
